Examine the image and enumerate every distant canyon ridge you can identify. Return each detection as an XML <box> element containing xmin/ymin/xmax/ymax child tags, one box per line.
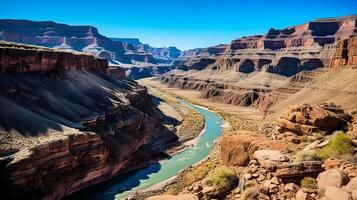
<box><xmin>0</xmin><ymin>15</ymin><xmax>356</xmax><ymax>79</ymax></box>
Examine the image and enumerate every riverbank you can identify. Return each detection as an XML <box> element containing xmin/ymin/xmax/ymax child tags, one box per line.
<box><xmin>64</xmin><ymin>81</ymin><xmax>223</xmax><ymax>200</ymax></box>
<box><xmin>137</xmin><ymin>77</ymin><xmax>357</xmax><ymax>200</ymax></box>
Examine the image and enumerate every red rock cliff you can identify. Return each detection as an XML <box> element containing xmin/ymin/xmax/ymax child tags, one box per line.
<box><xmin>0</xmin><ymin>42</ymin><xmax>176</xmax><ymax>200</ymax></box>
<box><xmin>330</xmin><ymin>36</ymin><xmax>357</xmax><ymax>67</ymax></box>
<box><xmin>0</xmin><ymin>42</ymin><xmax>108</xmax><ymax>73</ymax></box>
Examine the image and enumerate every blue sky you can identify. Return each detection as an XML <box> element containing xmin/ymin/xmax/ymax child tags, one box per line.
<box><xmin>1</xmin><ymin>0</ymin><xmax>356</xmax><ymax>50</ymax></box>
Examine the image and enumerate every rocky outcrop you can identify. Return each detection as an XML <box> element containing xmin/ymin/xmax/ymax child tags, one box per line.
<box><xmin>275</xmin><ymin>161</ymin><xmax>324</xmax><ymax>183</ymax></box>
<box><xmin>0</xmin><ymin>42</ymin><xmax>108</xmax><ymax>73</ymax></box>
<box><xmin>220</xmin><ymin>132</ymin><xmax>288</xmax><ymax>167</ymax></box>
<box><xmin>330</xmin><ymin>36</ymin><xmax>357</xmax><ymax>67</ymax></box>
<box><xmin>0</xmin><ymin>43</ymin><xmax>177</xmax><ymax>200</ymax></box>
<box><xmin>277</xmin><ymin>103</ymin><xmax>352</xmax><ymax>135</ymax></box>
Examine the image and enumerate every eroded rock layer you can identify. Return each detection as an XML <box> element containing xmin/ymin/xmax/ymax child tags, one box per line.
<box><xmin>330</xmin><ymin>36</ymin><xmax>357</xmax><ymax>67</ymax></box>
<box><xmin>158</xmin><ymin>15</ymin><xmax>357</xmax><ymax>111</ymax></box>
<box><xmin>0</xmin><ymin>42</ymin><xmax>177</xmax><ymax>200</ymax></box>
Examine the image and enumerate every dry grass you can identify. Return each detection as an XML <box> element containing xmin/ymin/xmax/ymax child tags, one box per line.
<box><xmin>204</xmin><ymin>166</ymin><xmax>237</xmax><ymax>190</ymax></box>
<box><xmin>177</xmin><ymin>110</ymin><xmax>204</xmax><ymax>142</ymax></box>
<box><xmin>216</xmin><ymin>111</ymin><xmax>258</xmax><ymax>132</ymax></box>
<box><xmin>164</xmin><ymin>160</ymin><xmax>217</xmax><ymax>195</ymax></box>
<box><xmin>301</xmin><ymin>177</ymin><xmax>318</xmax><ymax>189</ymax></box>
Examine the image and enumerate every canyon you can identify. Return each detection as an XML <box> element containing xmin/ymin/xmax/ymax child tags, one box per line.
<box><xmin>0</xmin><ymin>19</ymin><xmax>181</xmax><ymax>79</ymax></box>
<box><xmin>157</xmin><ymin>15</ymin><xmax>357</xmax><ymax>114</ymax></box>
<box><xmin>1</xmin><ymin>13</ymin><xmax>357</xmax><ymax>200</ymax></box>
<box><xmin>0</xmin><ymin>41</ymin><xmax>179</xmax><ymax>200</ymax></box>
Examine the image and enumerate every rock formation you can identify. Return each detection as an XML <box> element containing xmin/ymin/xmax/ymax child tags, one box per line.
<box><xmin>330</xmin><ymin>36</ymin><xmax>357</xmax><ymax>67</ymax></box>
<box><xmin>158</xmin><ymin>15</ymin><xmax>357</xmax><ymax>111</ymax></box>
<box><xmin>0</xmin><ymin>20</ymin><xmax>181</xmax><ymax>79</ymax></box>
<box><xmin>277</xmin><ymin>103</ymin><xmax>352</xmax><ymax>135</ymax></box>
<box><xmin>111</xmin><ymin>37</ymin><xmax>182</xmax><ymax>60</ymax></box>
<box><xmin>0</xmin><ymin>41</ymin><xmax>178</xmax><ymax>200</ymax></box>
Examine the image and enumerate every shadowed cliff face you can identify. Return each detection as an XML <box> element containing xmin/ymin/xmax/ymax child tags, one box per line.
<box><xmin>0</xmin><ymin>42</ymin><xmax>178</xmax><ymax>200</ymax></box>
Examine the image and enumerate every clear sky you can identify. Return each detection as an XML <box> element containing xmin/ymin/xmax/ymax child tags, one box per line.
<box><xmin>1</xmin><ymin>0</ymin><xmax>356</xmax><ymax>50</ymax></box>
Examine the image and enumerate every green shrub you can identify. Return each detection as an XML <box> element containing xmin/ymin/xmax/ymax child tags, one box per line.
<box><xmin>241</xmin><ymin>187</ymin><xmax>259</xmax><ymax>200</ymax></box>
<box><xmin>165</xmin><ymin>185</ymin><xmax>180</xmax><ymax>195</ymax></box>
<box><xmin>301</xmin><ymin>177</ymin><xmax>318</xmax><ymax>189</ymax></box>
<box><xmin>182</xmin><ymin>162</ymin><xmax>215</xmax><ymax>187</ymax></box>
<box><xmin>205</xmin><ymin>166</ymin><xmax>238</xmax><ymax>190</ymax></box>
<box><xmin>293</xmin><ymin>150</ymin><xmax>321</xmax><ymax>163</ymax></box>
<box><xmin>320</xmin><ymin>131</ymin><xmax>353</xmax><ymax>160</ymax></box>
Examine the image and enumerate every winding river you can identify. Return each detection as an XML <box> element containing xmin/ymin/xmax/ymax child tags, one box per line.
<box><xmin>68</xmin><ymin>96</ymin><xmax>223</xmax><ymax>200</ymax></box>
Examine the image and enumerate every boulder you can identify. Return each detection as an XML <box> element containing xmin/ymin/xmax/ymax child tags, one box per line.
<box><xmin>192</xmin><ymin>185</ymin><xmax>203</xmax><ymax>192</ymax></box>
<box><xmin>220</xmin><ymin>133</ymin><xmax>287</xmax><ymax>167</ymax></box>
<box><xmin>201</xmin><ymin>186</ymin><xmax>215</xmax><ymax>197</ymax></box>
<box><xmin>275</xmin><ymin>161</ymin><xmax>323</xmax><ymax>183</ymax></box>
<box><xmin>317</xmin><ymin>169</ymin><xmax>350</xmax><ymax>193</ymax></box>
<box><xmin>253</xmin><ymin>150</ymin><xmax>289</xmax><ymax>168</ymax></box>
<box><xmin>353</xmin><ymin>190</ymin><xmax>357</xmax><ymax>200</ymax></box>
<box><xmin>147</xmin><ymin>194</ymin><xmax>199</xmax><ymax>200</ymax></box>
<box><xmin>243</xmin><ymin>173</ymin><xmax>253</xmax><ymax>180</ymax></box>
<box><xmin>284</xmin><ymin>183</ymin><xmax>300</xmax><ymax>192</ymax></box>
<box><xmin>345</xmin><ymin>177</ymin><xmax>357</xmax><ymax>193</ymax></box>
<box><xmin>277</xmin><ymin>104</ymin><xmax>351</xmax><ymax>135</ymax></box>
<box><xmin>271</xmin><ymin>176</ymin><xmax>280</xmax><ymax>185</ymax></box>
<box><xmin>323</xmin><ymin>158</ymin><xmax>342</xmax><ymax>170</ymax></box>
<box><xmin>295</xmin><ymin>189</ymin><xmax>316</xmax><ymax>200</ymax></box>
<box><xmin>324</xmin><ymin>186</ymin><xmax>351</xmax><ymax>200</ymax></box>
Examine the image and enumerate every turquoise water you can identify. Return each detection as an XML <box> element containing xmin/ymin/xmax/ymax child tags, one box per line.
<box><xmin>67</xmin><ymin>99</ymin><xmax>223</xmax><ymax>200</ymax></box>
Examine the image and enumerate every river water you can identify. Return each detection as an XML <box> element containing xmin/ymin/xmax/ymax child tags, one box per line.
<box><xmin>68</xmin><ymin>98</ymin><xmax>223</xmax><ymax>200</ymax></box>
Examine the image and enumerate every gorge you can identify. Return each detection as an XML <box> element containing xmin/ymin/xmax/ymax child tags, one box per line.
<box><xmin>0</xmin><ymin>12</ymin><xmax>357</xmax><ymax>200</ymax></box>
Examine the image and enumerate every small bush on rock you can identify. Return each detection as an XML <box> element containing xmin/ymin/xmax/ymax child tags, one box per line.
<box><xmin>241</xmin><ymin>187</ymin><xmax>259</xmax><ymax>200</ymax></box>
<box><xmin>320</xmin><ymin>131</ymin><xmax>353</xmax><ymax>160</ymax></box>
<box><xmin>301</xmin><ymin>177</ymin><xmax>318</xmax><ymax>189</ymax></box>
<box><xmin>205</xmin><ymin>166</ymin><xmax>238</xmax><ymax>191</ymax></box>
<box><xmin>293</xmin><ymin>150</ymin><xmax>321</xmax><ymax>163</ymax></box>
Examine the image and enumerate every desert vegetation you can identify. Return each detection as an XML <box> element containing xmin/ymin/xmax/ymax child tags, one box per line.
<box><xmin>301</xmin><ymin>177</ymin><xmax>318</xmax><ymax>189</ymax></box>
<box><xmin>177</xmin><ymin>110</ymin><xmax>205</xmax><ymax>142</ymax></box>
<box><xmin>320</xmin><ymin>131</ymin><xmax>353</xmax><ymax>160</ymax></box>
<box><xmin>293</xmin><ymin>150</ymin><xmax>321</xmax><ymax>163</ymax></box>
<box><xmin>204</xmin><ymin>166</ymin><xmax>238</xmax><ymax>191</ymax></box>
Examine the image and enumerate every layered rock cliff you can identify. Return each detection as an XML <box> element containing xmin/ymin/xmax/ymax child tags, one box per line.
<box><xmin>158</xmin><ymin>15</ymin><xmax>357</xmax><ymax>111</ymax></box>
<box><xmin>0</xmin><ymin>42</ymin><xmax>177</xmax><ymax>200</ymax></box>
<box><xmin>0</xmin><ymin>20</ymin><xmax>181</xmax><ymax>79</ymax></box>
<box><xmin>330</xmin><ymin>36</ymin><xmax>357</xmax><ymax>67</ymax></box>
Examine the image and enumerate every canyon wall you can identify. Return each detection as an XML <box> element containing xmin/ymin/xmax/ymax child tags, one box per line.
<box><xmin>158</xmin><ymin>15</ymin><xmax>357</xmax><ymax>111</ymax></box>
<box><xmin>176</xmin><ymin>15</ymin><xmax>357</xmax><ymax>75</ymax></box>
<box><xmin>0</xmin><ymin>20</ymin><xmax>181</xmax><ymax>79</ymax></box>
<box><xmin>330</xmin><ymin>36</ymin><xmax>357</xmax><ymax>67</ymax></box>
<box><xmin>0</xmin><ymin>42</ymin><xmax>177</xmax><ymax>200</ymax></box>
<box><xmin>0</xmin><ymin>42</ymin><xmax>108</xmax><ymax>73</ymax></box>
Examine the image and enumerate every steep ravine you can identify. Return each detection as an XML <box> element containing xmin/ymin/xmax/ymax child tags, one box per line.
<box><xmin>0</xmin><ymin>42</ymin><xmax>178</xmax><ymax>200</ymax></box>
